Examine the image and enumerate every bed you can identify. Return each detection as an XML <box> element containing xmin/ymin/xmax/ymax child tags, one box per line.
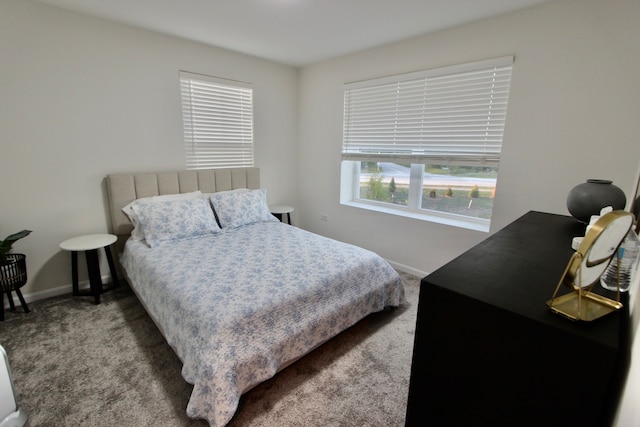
<box><xmin>106</xmin><ymin>167</ymin><xmax>406</xmax><ymax>426</ymax></box>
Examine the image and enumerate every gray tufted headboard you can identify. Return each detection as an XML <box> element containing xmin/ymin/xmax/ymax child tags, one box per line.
<box><xmin>106</xmin><ymin>167</ymin><xmax>260</xmax><ymax>246</ymax></box>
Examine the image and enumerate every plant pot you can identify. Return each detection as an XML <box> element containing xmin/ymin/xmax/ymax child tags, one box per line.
<box><xmin>0</xmin><ymin>254</ymin><xmax>27</xmax><ymax>290</ymax></box>
<box><xmin>1</xmin><ymin>253</ymin><xmax>29</xmax><ymax>320</ymax></box>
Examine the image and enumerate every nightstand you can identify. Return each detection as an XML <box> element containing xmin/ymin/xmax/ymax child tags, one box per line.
<box><xmin>270</xmin><ymin>205</ymin><xmax>294</xmax><ymax>225</ymax></box>
<box><xmin>59</xmin><ymin>234</ymin><xmax>119</xmax><ymax>304</ymax></box>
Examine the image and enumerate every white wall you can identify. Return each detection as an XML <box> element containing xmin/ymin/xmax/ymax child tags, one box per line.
<box><xmin>0</xmin><ymin>0</ymin><xmax>299</xmax><ymax>299</ymax></box>
<box><xmin>297</xmin><ymin>0</ymin><xmax>640</xmax><ymax>277</ymax></box>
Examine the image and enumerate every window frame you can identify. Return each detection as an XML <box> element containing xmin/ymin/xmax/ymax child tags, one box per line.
<box><xmin>340</xmin><ymin>57</ymin><xmax>514</xmax><ymax>232</ymax></box>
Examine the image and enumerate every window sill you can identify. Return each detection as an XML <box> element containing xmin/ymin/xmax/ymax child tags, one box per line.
<box><xmin>341</xmin><ymin>200</ymin><xmax>490</xmax><ymax>233</ymax></box>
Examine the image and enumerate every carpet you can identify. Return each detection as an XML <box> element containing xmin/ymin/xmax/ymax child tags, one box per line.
<box><xmin>0</xmin><ymin>272</ymin><xmax>420</xmax><ymax>426</ymax></box>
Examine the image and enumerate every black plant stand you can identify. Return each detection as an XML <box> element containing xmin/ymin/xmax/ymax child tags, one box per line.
<box><xmin>0</xmin><ymin>253</ymin><xmax>29</xmax><ymax>321</ymax></box>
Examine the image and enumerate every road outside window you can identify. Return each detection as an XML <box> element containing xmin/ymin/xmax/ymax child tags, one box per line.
<box><xmin>358</xmin><ymin>162</ymin><xmax>497</xmax><ymax>219</ymax></box>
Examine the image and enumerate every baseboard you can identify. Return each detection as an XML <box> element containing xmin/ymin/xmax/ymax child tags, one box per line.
<box><xmin>2</xmin><ymin>274</ymin><xmax>113</xmax><ymax>310</ymax></box>
<box><xmin>385</xmin><ymin>260</ymin><xmax>428</xmax><ymax>278</ymax></box>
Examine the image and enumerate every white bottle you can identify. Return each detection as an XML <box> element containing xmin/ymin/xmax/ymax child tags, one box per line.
<box><xmin>600</xmin><ymin>228</ymin><xmax>640</xmax><ymax>292</ymax></box>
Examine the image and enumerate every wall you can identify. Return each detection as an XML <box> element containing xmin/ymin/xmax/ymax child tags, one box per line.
<box><xmin>0</xmin><ymin>0</ymin><xmax>299</xmax><ymax>299</ymax></box>
<box><xmin>297</xmin><ymin>0</ymin><xmax>640</xmax><ymax>277</ymax></box>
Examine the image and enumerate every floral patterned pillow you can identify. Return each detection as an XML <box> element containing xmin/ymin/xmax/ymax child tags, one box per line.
<box><xmin>122</xmin><ymin>191</ymin><xmax>203</xmax><ymax>241</ymax></box>
<box><xmin>132</xmin><ymin>198</ymin><xmax>221</xmax><ymax>247</ymax></box>
<box><xmin>209</xmin><ymin>189</ymin><xmax>278</xmax><ymax>229</ymax></box>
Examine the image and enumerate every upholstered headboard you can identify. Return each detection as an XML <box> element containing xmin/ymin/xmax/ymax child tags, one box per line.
<box><xmin>106</xmin><ymin>167</ymin><xmax>260</xmax><ymax>241</ymax></box>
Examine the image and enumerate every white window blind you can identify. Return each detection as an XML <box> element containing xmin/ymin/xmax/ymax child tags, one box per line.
<box><xmin>342</xmin><ymin>56</ymin><xmax>514</xmax><ymax>166</ymax></box>
<box><xmin>180</xmin><ymin>71</ymin><xmax>254</xmax><ymax>169</ymax></box>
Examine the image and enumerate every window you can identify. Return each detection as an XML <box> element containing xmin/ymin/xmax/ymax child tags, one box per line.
<box><xmin>180</xmin><ymin>71</ymin><xmax>254</xmax><ymax>169</ymax></box>
<box><xmin>340</xmin><ymin>56</ymin><xmax>514</xmax><ymax>232</ymax></box>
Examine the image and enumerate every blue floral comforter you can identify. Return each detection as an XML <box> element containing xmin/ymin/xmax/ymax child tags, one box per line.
<box><xmin>120</xmin><ymin>221</ymin><xmax>406</xmax><ymax>426</ymax></box>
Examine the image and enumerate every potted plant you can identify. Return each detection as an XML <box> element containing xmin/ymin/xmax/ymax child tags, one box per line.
<box><xmin>0</xmin><ymin>230</ymin><xmax>32</xmax><ymax>265</ymax></box>
<box><xmin>1</xmin><ymin>230</ymin><xmax>32</xmax><ymax>319</ymax></box>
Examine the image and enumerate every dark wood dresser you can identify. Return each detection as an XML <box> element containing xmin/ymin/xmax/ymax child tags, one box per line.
<box><xmin>405</xmin><ymin>211</ymin><xmax>630</xmax><ymax>427</ymax></box>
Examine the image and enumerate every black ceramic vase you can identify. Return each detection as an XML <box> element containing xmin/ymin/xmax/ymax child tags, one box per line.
<box><xmin>566</xmin><ymin>179</ymin><xmax>626</xmax><ymax>223</ymax></box>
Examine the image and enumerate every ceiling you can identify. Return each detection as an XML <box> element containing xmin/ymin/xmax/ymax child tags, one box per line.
<box><xmin>34</xmin><ymin>0</ymin><xmax>555</xmax><ymax>67</ymax></box>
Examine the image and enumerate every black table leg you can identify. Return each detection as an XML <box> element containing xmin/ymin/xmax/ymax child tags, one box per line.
<box><xmin>71</xmin><ymin>251</ymin><xmax>79</xmax><ymax>296</ymax></box>
<box><xmin>68</xmin><ymin>242</ymin><xmax>118</xmax><ymax>305</ymax></box>
<box><xmin>104</xmin><ymin>246</ymin><xmax>119</xmax><ymax>288</ymax></box>
<box><xmin>273</xmin><ymin>212</ymin><xmax>291</xmax><ymax>224</ymax></box>
<box><xmin>85</xmin><ymin>249</ymin><xmax>102</xmax><ymax>305</ymax></box>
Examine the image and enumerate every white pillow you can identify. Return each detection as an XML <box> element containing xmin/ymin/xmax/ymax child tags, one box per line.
<box><xmin>131</xmin><ymin>197</ymin><xmax>220</xmax><ymax>247</ymax></box>
<box><xmin>122</xmin><ymin>191</ymin><xmax>202</xmax><ymax>240</ymax></box>
<box><xmin>209</xmin><ymin>189</ymin><xmax>278</xmax><ymax>229</ymax></box>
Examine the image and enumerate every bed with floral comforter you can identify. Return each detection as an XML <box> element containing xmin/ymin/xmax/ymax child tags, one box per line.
<box><xmin>114</xmin><ymin>181</ymin><xmax>406</xmax><ymax>426</ymax></box>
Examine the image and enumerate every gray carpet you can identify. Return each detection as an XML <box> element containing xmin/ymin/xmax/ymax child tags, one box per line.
<box><xmin>0</xmin><ymin>272</ymin><xmax>420</xmax><ymax>426</ymax></box>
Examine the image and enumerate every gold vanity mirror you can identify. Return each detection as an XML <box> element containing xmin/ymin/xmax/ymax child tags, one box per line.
<box><xmin>547</xmin><ymin>210</ymin><xmax>634</xmax><ymax>321</ymax></box>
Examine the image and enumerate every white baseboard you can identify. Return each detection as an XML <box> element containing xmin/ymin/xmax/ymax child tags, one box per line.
<box><xmin>385</xmin><ymin>260</ymin><xmax>428</xmax><ymax>278</ymax></box>
<box><xmin>3</xmin><ymin>274</ymin><xmax>113</xmax><ymax>310</ymax></box>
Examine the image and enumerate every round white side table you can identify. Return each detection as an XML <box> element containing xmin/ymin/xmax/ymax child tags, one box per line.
<box><xmin>269</xmin><ymin>205</ymin><xmax>294</xmax><ymax>225</ymax></box>
<box><xmin>60</xmin><ymin>234</ymin><xmax>119</xmax><ymax>304</ymax></box>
